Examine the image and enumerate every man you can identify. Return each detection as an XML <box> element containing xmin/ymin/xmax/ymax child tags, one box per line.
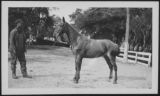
<box><xmin>9</xmin><ymin>19</ymin><xmax>32</xmax><ymax>79</ymax></box>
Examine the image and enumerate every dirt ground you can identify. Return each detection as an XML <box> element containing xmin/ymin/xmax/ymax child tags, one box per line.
<box><xmin>8</xmin><ymin>45</ymin><xmax>152</xmax><ymax>89</ymax></box>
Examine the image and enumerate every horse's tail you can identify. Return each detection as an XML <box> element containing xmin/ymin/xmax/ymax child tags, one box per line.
<box><xmin>117</xmin><ymin>46</ymin><xmax>121</xmax><ymax>56</ymax></box>
<box><xmin>115</xmin><ymin>44</ymin><xmax>121</xmax><ymax>56</ymax></box>
<box><xmin>111</xmin><ymin>44</ymin><xmax>120</xmax><ymax>57</ymax></box>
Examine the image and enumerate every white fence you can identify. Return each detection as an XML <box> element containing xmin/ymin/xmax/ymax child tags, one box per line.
<box><xmin>117</xmin><ymin>48</ymin><xmax>152</xmax><ymax>67</ymax></box>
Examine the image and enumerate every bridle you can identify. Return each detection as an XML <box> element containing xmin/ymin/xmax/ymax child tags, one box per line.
<box><xmin>59</xmin><ymin>23</ymin><xmax>71</xmax><ymax>44</ymax></box>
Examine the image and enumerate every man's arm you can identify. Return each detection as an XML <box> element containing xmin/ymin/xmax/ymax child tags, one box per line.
<box><xmin>9</xmin><ymin>29</ymin><xmax>16</xmax><ymax>53</ymax></box>
<box><xmin>23</xmin><ymin>32</ymin><xmax>27</xmax><ymax>52</ymax></box>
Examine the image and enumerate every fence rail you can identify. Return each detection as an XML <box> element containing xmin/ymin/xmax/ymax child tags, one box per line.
<box><xmin>118</xmin><ymin>48</ymin><xmax>152</xmax><ymax>67</ymax></box>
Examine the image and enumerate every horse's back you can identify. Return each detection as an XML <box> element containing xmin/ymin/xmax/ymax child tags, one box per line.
<box><xmin>90</xmin><ymin>39</ymin><xmax>119</xmax><ymax>56</ymax></box>
<box><xmin>101</xmin><ymin>39</ymin><xmax>120</xmax><ymax>56</ymax></box>
<box><xmin>82</xmin><ymin>39</ymin><xmax>107</xmax><ymax>58</ymax></box>
<box><xmin>75</xmin><ymin>37</ymin><xmax>119</xmax><ymax>57</ymax></box>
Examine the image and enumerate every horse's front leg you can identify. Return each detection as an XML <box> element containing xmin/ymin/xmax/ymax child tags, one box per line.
<box><xmin>110</xmin><ymin>56</ymin><xmax>117</xmax><ymax>84</ymax></box>
<box><xmin>107</xmin><ymin>53</ymin><xmax>117</xmax><ymax>84</ymax></box>
<box><xmin>104</xmin><ymin>55</ymin><xmax>113</xmax><ymax>82</ymax></box>
<box><xmin>73</xmin><ymin>54</ymin><xmax>82</xmax><ymax>84</ymax></box>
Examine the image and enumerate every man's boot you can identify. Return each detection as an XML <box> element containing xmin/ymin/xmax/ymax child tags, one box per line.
<box><xmin>20</xmin><ymin>62</ymin><xmax>32</xmax><ymax>78</ymax></box>
<box><xmin>11</xmin><ymin>64</ymin><xmax>18</xmax><ymax>79</ymax></box>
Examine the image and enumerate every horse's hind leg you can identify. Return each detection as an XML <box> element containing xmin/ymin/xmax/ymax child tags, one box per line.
<box><xmin>73</xmin><ymin>54</ymin><xmax>82</xmax><ymax>84</ymax></box>
<box><xmin>107</xmin><ymin>53</ymin><xmax>117</xmax><ymax>84</ymax></box>
<box><xmin>104</xmin><ymin>55</ymin><xmax>113</xmax><ymax>82</ymax></box>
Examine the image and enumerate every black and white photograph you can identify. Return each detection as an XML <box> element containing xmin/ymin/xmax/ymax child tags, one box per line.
<box><xmin>1</xmin><ymin>1</ymin><xmax>159</xmax><ymax>94</ymax></box>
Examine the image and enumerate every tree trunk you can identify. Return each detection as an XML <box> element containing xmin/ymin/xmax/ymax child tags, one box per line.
<box><xmin>124</xmin><ymin>8</ymin><xmax>130</xmax><ymax>62</ymax></box>
<box><xmin>143</xmin><ymin>34</ymin><xmax>146</xmax><ymax>52</ymax></box>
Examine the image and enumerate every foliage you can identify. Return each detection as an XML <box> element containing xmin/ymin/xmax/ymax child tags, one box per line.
<box><xmin>8</xmin><ymin>7</ymin><xmax>56</xmax><ymax>39</ymax></box>
<box><xmin>69</xmin><ymin>8</ymin><xmax>126</xmax><ymax>44</ymax></box>
<box><xmin>129</xmin><ymin>8</ymin><xmax>152</xmax><ymax>52</ymax></box>
<box><xmin>69</xmin><ymin>8</ymin><xmax>152</xmax><ymax>52</ymax></box>
<box><xmin>8</xmin><ymin>7</ymin><xmax>152</xmax><ymax>52</ymax></box>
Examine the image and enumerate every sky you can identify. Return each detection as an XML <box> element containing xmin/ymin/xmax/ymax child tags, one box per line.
<box><xmin>48</xmin><ymin>6</ymin><xmax>89</xmax><ymax>24</ymax></box>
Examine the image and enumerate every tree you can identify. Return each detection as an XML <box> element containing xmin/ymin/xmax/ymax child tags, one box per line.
<box><xmin>9</xmin><ymin>7</ymin><xmax>56</xmax><ymax>39</ymax></box>
<box><xmin>124</xmin><ymin>8</ymin><xmax>130</xmax><ymax>62</ymax></box>
<box><xmin>129</xmin><ymin>8</ymin><xmax>152</xmax><ymax>52</ymax></box>
<box><xmin>69</xmin><ymin>8</ymin><xmax>152</xmax><ymax>52</ymax></box>
<box><xmin>69</xmin><ymin>8</ymin><xmax>126</xmax><ymax>44</ymax></box>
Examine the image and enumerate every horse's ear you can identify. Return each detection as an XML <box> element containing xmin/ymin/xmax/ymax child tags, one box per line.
<box><xmin>62</xmin><ymin>17</ymin><xmax>65</xmax><ymax>23</ymax></box>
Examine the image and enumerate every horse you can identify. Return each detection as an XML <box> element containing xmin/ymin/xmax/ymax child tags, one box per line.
<box><xmin>58</xmin><ymin>17</ymin><xmax>120</xmax><ymax>84</ymax></box>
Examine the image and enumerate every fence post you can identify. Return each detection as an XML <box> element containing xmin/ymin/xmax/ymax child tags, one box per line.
<box><xmin>135</xmin><ymin>52</ymin><xmax>138</xmax><ymax>63</ymax></box>
<box><xmin>148</xmin><ymin>54</ymin><xmax>151</xmax><ymax>67</ymax></box>
<box><xmin>123</xmin><ymin>8</ymin><xmax>130</xmax><ymax>62</ymax></box>
<box><xmin>118</xmin><ymin>48</ymin><xmax>152</xmax><ymax>67</ymax></box>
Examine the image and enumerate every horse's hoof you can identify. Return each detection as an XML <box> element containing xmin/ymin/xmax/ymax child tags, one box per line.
<box><xmin>73</xmin><ymin>78</ymin><xmax>76</xmax><ymax>82</ymax></box>
<box><xmin>109</xmin><ymin>76</ymin><xmax>113</xmax><ymax>79</ymax></box>
<box><xmin>75</xmin><ymin>81</ymin><xmax>78</xmax><ymax>84</ymax></box>
<box><xmin>12</xmin><ymin>76</ymin><xmax>18</xmax><ymax>79</ymax></box>
<box><xmin>108</xmin><ymin>79</ymin><xmax>111</xmax><ymax>82</ymax></box>
<box><xmin>12</xmin><ymin>75</ymin><xmax>18</xmax><ymax>79</ymax></box>
<box><xmin>73</xmin><ymin>79</ymin><xmax>78</xmax><ymax>84</ymax></box>
<box><xmin>113</xmin><ymin>81</ymin><xmax>117</xmax><ymax>84</ymax></box>
<box><xmin>74</xmin><ymin>80</ymin><xmax>78</xmax><ymax>84</ymax></box>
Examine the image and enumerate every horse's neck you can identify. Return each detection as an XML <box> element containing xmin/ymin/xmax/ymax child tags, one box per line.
<box><xmin>68</xmin><ymin>24</ymin><xmax>81</xmax><ymax>45</ymax></box>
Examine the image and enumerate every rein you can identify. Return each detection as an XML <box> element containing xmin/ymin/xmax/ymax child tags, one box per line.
<box><xmin>64</xmin><ymin>23</ymin><xmax>81</xmax><ymax>46</ymax></box>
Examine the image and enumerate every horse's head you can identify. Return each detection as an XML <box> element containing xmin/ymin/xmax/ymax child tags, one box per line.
<box><xmin>55</xmin><ymin>17</ymin><xmax>70</xmax><ymax>43</ymax></box>
<box><xmin>58</xmin><ymin>17</ymin><xmax>69</xmax><ymax>35</ymax></box>
<box><xmin>56</xmin><ymin>17</ymin><xmax>70</xmax><ymax>43</ymax></box>
<box><xmin>56</xmin><ymin>17</ymin><xmax>81</xmax><ymax>45</ymax></box>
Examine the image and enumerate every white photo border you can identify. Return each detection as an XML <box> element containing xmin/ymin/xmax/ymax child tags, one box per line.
<box><xmin>2</xmin><ymin>1</ymin><xmax>159</xmax><ymax>94</ymax></box>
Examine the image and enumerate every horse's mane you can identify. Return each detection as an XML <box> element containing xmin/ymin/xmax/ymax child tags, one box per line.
<box><xmin>70</xmin><ymin>24</ymin><xmax>80</xmax><ymax>33</ymax></box>
<box><xmin>64</xmin><ymin>22</ymin><xmax>84</xmax><ymax>44</ymax></box>
<box><xmin>66</xmin><ymin>23</ymin><xmax>91</xmax><ymax>40</ymax></box>
<box><xmin>66</xmin><ymin>23</ymin><xmax>81</xmax><ymax>35</ymax></box>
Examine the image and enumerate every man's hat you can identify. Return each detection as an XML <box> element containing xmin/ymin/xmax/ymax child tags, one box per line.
<box><xmin>15</xmin><ymin>19</ymin><xmax>24</xmax><ymax>25</ymax></box>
